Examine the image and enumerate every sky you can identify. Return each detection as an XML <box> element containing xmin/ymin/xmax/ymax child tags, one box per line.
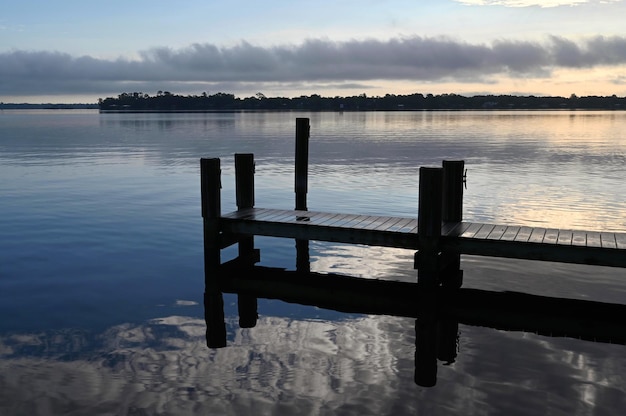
<box><xmin>2</xmin><ymin>0</ymin><xmax>626</xmax><ymax>103</ymax></box>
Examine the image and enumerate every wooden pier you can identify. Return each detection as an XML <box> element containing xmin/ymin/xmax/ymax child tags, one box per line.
<box><xmin>200</xmin><ymin>117</ymin><xmax>626</xmax><ymax>386</ymax></box>
<box><xmin>202</xmin><ymin>118</ymin><xmax>626</xmax><ymax>289</ymax></box>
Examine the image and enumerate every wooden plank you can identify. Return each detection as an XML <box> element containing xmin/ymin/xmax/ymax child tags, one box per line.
<box><xmin>335</xmin><ymin>215</ymin><xmax>374</xmax><ymax>229</ymax></box>
<box><xmin>543</xmin><ymin>229</ymin><xmax>559</xmax><ymax>244</ymax></box>
<box><xmin>221</xmin><ymin>207</ymin><xmax>256</xmax><ymax>219</ymax></box>
<box><xmin>289</xmin><ymin>211</ymin><xmax>326</xmax><ymax>224</ymax></box>
<box><xmin>352</xmin><ymin>216</ymin><xmax>383</xmax><ymax>230</ymax></box>
<box><xmin>269</xmin><ymin>210</ymin><xmax>307</xmax><ymax>223</ymax></box>
<box><xmin>587</xmin><ymin>232</ymin><xmax>602</xmax><ymax>248</ymax></box>
<box><xmin>514</xmin><ymin>226</ymin><xmax>533</xmax><ymax>243</ymax></box>
<box><xmin>459</xmin><ymin>222</ymin><xmax>484</xmax><ymax>239</ymax></box>
<box><xmin>387</xmin><ymin>217</ymin><xmax>415</xmax><ymax>232</ymax></box>
<box><xmin>376</xmin><ymin>217</ymin><xmax>407</xmax><ymax>232</ymax></box>
<box><xmin>500</xmin><ymin>226</ymin><xmax>520</xmax><ymax>241</ymax></box>
<box><xmin>278</xmin><ymin>210</ymin><xmax>315</xmax><ymax>224</ymax></box>
<box><xmin>528</xmin><ymin>228</ymin><xmax>546</xmax><ymax>244</ymax></box>
<box><xmin>249</xmin><ymin>208</ymin><xmax>285</xmax><ymax>221</ymax></box>
<box><xmin>311</xmin><ymin>213</ymin><xmax>344</xmax><ymax>226</ymax></box>
<box><xmin>341</xmin><ymin>214</ymin><xmax>379</xmax><ymax>228</ymax></box>
<box><xmin>398</xmin><ymin>220</ymin><xmax>418</xmax><ymax>233</ymax></box>
<box><xmin>474</xmin><ymin>224</ymin><xmax>496</xmax><ymax>239</ymax></box>
<box><xmin>616</xmin><ymin>233</ymin><xmax>626</xmax><ymax>249</ymax></box>
<box><xmin>557</xmin><ymin>230</ymin><xmax>573</xmax><ymax>246</ymax></box>
<box><xmin>253</xmin><ymin>209</ymin><xmax>294</xmax><ymax>222</ymax></box>
<box><xmin>601</xmin><ymin>233</ymin><xmax>617</xmax><ymax>249</ymax></box>
<box><xmin>321</xmin><ymin>213</ymin><xmax>354</xmax><ymax>227</ymax></box>
<box><xmin>572</xmin><ymin>231</ymin><xmax>587</xmax><ymax>247</ymax></box>
<box><xmin>486</xmin><ymin>225</ymin><xmax>508</xmax><ymax>240</ymax></box>
<box><xmin>362</xmin><ymin>216</ymin><xmax>399</xmax><ymax>230</ymax></box>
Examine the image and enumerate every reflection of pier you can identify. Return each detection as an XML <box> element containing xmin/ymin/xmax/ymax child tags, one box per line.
<box><xmin>206</xmin><ymin>264</ymin><xmax>626</xmax><ymax>387</ymax></box>
<box><xmin>200</xmin><ymin>118</ymin><xmax>626</xmax><ymax>387</ymax></box>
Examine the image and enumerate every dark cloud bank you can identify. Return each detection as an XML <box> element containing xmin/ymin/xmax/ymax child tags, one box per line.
<box><xmin>2</xmin><ymin>35</ymin><xmax>626</xmax><ymax>98</ymax></box>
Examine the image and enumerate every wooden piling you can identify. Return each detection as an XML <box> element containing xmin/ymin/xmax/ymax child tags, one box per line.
<box><xmin>201</xmin><ymin>158</ymin><xmax>227</xmax><ymax>347</ymax></box>
<box><xmin>234</xmin><ymin>153</ymin><xmax>258</xmax><ymax>328</ymax></box>
<box><xmin>441</xmin><ymin>160</ymin><xmax>465</xmax><ymax>288</ymax></box>
<box><xmin>416</xmin><ymin>167</ymin><xmax>443</xmax><ymax>287</ymax></box>
<box><xmin>295</xmin><ymin>118</ymin><xmax>311</xmax><ymax>273</ymax></box>
<box><xmin>235</xmin><ymin>153</ymin><xmax>255</xmax><ymax>209</ymax></box>
<box><xmin>442</xmin><ymin>160</ymin><xmax>464</xmax><ymax>223</ymax></box>
<box><xmin>295</xmin><ymin>118</ymin><xmax>310</xmax><ymax>211</ymax></box>
<box><xmin>201</xmin><ymin>158</ymin><xmax>222</xmax><ymax>293</ymax></box>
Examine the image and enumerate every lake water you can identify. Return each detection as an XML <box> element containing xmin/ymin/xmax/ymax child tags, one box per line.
<box><xmin>1</xmin><ymin>109</ymin><xmax>625</xmax><ymax>415</ymax></box>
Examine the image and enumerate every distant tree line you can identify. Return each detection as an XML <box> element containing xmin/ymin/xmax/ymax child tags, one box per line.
<box><xmin>98</xmin><ymin>91</ymin><xmax>626</xmax><ymax>112</ymax></box>
<box><xmin>0</xmin><ymin>103</ymin><xmax>98</xmax><ymax>109</ymax></box>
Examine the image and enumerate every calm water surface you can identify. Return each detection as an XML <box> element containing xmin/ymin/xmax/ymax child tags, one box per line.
<box><xmin>1</xmin><ymin>110</ymin><xmax>625</xmax><ymax>415</ymax></box>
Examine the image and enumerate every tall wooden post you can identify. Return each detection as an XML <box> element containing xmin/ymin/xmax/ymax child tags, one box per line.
<box><xmin>416</xmin><ymin>167</ymin><xmax>443</xmax><ymax>287</ymax></box>
<box><xmin>201</xmin><ymin>158</ymin><xmax>227</xmax><ymax>347</ymax></box>
<box><xmin>414</xmin><ymin>167</ymin><xmax>442</xmax><ymax>383</ymax></box>
<box><xmin>235</xmin><ymin>153</ymin><xmax>255</xmax><ymax>210</ymax></box>
<box><xmin>201</xmin><ymin>158</ymin><xmax>222</xmax><ymax>293</ymax></box>
<box><xmin>295</xmin><ymin>118</ymin><xmax>311</xmax><ymax>273</ymax></box>
<box><xmin>415</xmin><ymin>166</ymin><xmax>441</xmax><ymax>383</ymax></box>
<box><xmin>295</xmin><ymin>118</ymin><xmax>310</xmax><ymax>211</ymax></box>
<box><xmin>235</xmin><ymin>153</ymin><xmax>258</xmax><ymax>328</ymax></box>
<box><xmin>441</xmin><ymin>160</ymin><xmax>465</xmax><ymax>288</ymax></box>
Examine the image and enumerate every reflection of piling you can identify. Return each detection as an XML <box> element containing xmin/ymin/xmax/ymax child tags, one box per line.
<box><xmin>204</xmin><ymin>292</ymin><xmax>227</xmax><ymax>348</ymax></box>
<box><xmin>201</xmin><ymin>158</ymin><xmax>227</xmax><ymax>347</ymax></box>
<box><xmin>436</xmin><ymin>318</ymin><xmax>458</xmax><ymax>364</ymax></box>
<box><xmin>295</xmin><ymin>118</ymin><xmax>311</xmax><ymax>273</ymax></box>
<box><xmin>235</xmin><ymin>153</ymin><xmax>258</xmax><ymax>328</ymax></box>
<box><xmin>414</xmin><ymin>314</ymin><xmax>459</xmax><ymax>387</ymax></box>
<box><xmin>415</xmin><ymin>315</ymin><xmax>438</xmax><ymax>387</ymax></box>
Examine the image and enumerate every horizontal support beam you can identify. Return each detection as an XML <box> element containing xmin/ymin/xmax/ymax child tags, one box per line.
<box><xmin>442</xmin><ymin>236</ymin><xmax>626</xmax><ymax>268</ymax></box>
<box><xmin>220</xmin><ymin>218</ymin><xmax>419</xmax><ymax>250</ymax></box>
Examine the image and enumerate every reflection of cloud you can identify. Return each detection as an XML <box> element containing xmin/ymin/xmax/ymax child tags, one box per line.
<box><xmin>175</xmin><ymin>300</ymin><xmax>199</xmax><ymax>306</ymax></box>
<box><xmin>0</xmin><ymin>315</ymin><xmax>411</xmax><ymax>415</ymax></box>
<box><xmin>311</xmin><ymin>242</ymin><xmax>416</xmax><ymax>281</ymax></box>
<box><xmin>1</xmin><ymin>312</ymin><xmax>625</xmax><ymax>414</ymax></box>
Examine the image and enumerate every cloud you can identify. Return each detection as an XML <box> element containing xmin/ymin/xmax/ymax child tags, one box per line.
<box><xmin>2</xmin><ymin>35</ymin><xmax>626</xmax><ymax>98</ymax></box>
<box><xmin>455</xmin><ymin>0</ymin><xmax>620</xmax><ymax>7</ymax></box>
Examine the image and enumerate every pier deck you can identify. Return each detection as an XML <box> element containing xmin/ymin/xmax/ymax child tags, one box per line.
<box><xmin>220</xmin><ymin>207</ymin><xmax>626</xmax><ymax>268</ymax></box>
